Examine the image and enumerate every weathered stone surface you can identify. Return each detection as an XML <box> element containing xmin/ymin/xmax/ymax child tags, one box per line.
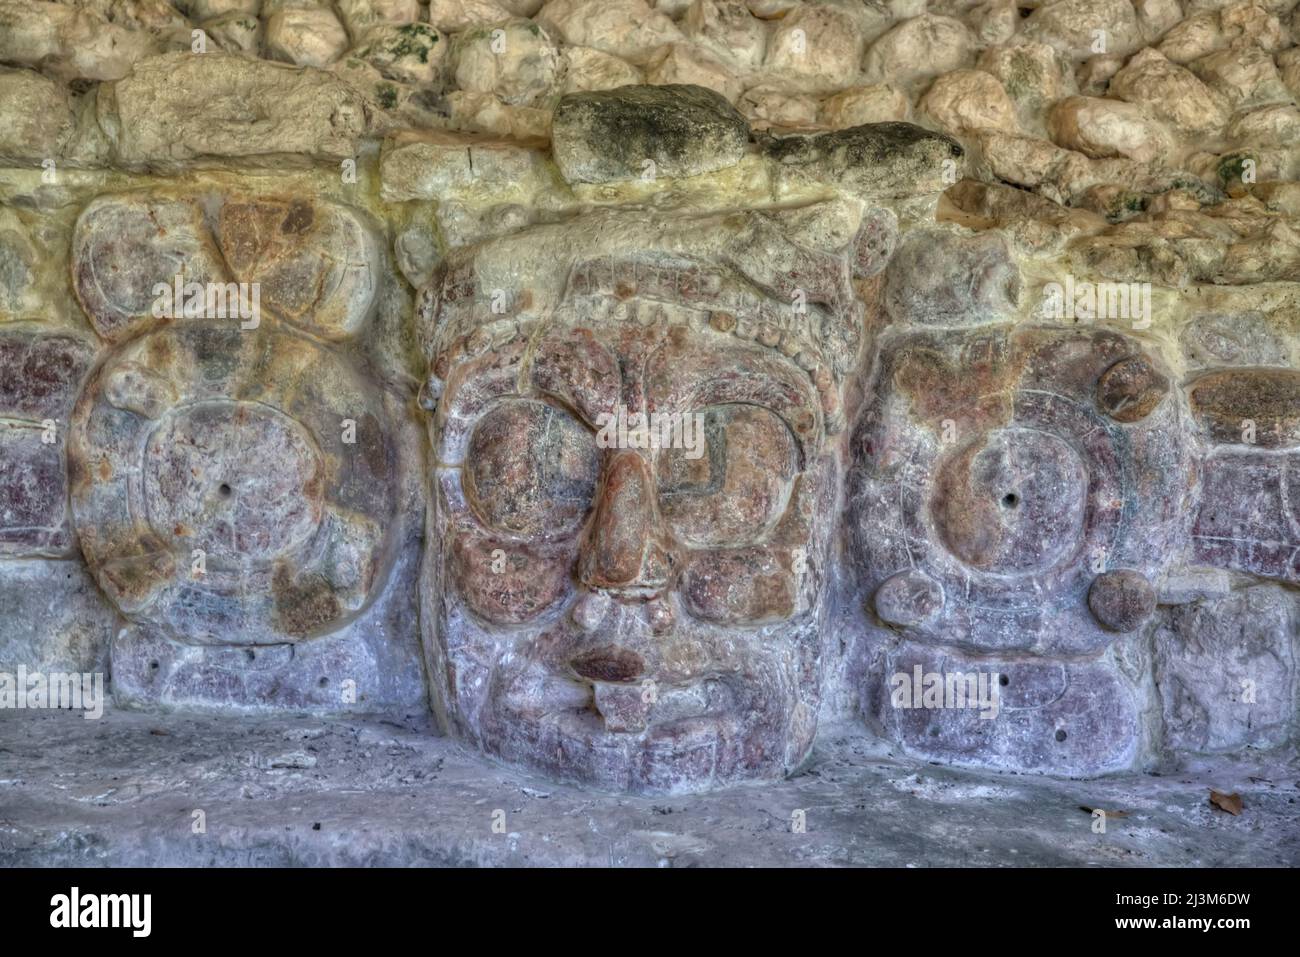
<box><xmin>1155</xmin><ymin>586</ymin><xmax>1297</xmax><ymax>753</ymax></box>
<box><xmin>878</xmin><ymin>643</ymin><xmax>1142</xmax><ymax>775</ymax></box>
<box><xmin>1088</xmin><ymin>569</ymin><xmax>1157</xmax><ymax>632</ymax></box>
<box><xmin>864</xmin><ymin>14</ymin><xmax>974</xmax><ymax>88</ymax></box>
<box><xmin>0</xmin><ymin>423</ymin><xmax>74</xmax><ymax>557</ymax></box>
<box><xmin>977</xmin><ymin>41</ymin><xmax>1073</xmax><ymax>121</ymax></box>
<box><xmin>1189</xmin><ymin>368</ymin><xmax>1300</xmax><ymax>448</ymax></box>
<box><xmin>559</xmin><ymin>45</ymin><xmax>644</xmax><ymax>93</ymax></box>
<box><xmin>764</xmin><ymin>3</ymin><xmax>862</xmax><ymax>90</ymax></box>
<box><xmin>1180</xmin><ymin>311</ymin><xmax>1292</xmax><ymax>368</ymax></box>
<box><xmin>102</xmin><ymin>53</ymin><xmax>370</xmax><ymax>166</ymax></box>
<box><xmin>0</xmin><ymin>67</ymin><xmax>75</xmax><ymax>162</ymax></box>
<box><xmin>0</xmin><ymin>558</ymin><xmax>116</xmax><ymax>673</ymax></box>
<box><xmin>538</xmin><ymin>0</ymin><xmax>683</xmax><ymax>64</ymax></box>
<box><xmin>264</xmin><ymin>7</ymin><xmax>349</xmax><ymax>67</ymax></box>
<box><xmin>1047</xmin><ymin>96</ymin><xmax>1171</xmax><ymax>163</ymax></box>
<box><xmin>0</xmin><ymin>328</ymin><xmax>95</xmax><ymax>424</ymax></box>
<box><xmin>645</xmin><ymin>43</ymin><xmax>743</xmax><ymax>105</ymax></box>
<box><xmin>72</xmin><ymin>192</ymin><xmax>230</xmax><ymax>343</ymax></box>
<box><xmin>883</xmin><ymin>227</ymin><xmax>1019</xmax><ymax>326</ymax></box>
<box><xmin>70</xmin><ymin>321</ymin><xmax>400</xmax><ymax>645</ymax></box>
<box><xmin>848</xmin><ymin>327</ymin><xmax>1193</xmax><ymax>656</ymax></box>
<box><xmin>683</xmin><ymin>0</ymin><xmax>766</xmax><ymax>70</ymax></box>
<box><xmin>380</xmin><ymin>129</ymin><xmax>549</xmax><ymax>200</ymax></box>
<box><xmin>1192</xmin><ymin>450</ymin><xmax>1300</xmax><ymax>583</ymax></box>
<box><xmin>417</xmin><ymin>203</ymin><xmax>861</xmax><ymax>793</ymax></box>
<box><xmin>820</xmin><ymin>84</ymin><xmax>911</xmax><ymax>128</ymax></box>
<box><xmin>216</xmin><ymin>197</ymin><xmax>382</xmax><ymax>340</ymax></box>
<box><xmin>0</xmin><ymin>0</ymin><xmax>159</xmax><ymax>82</ymax></box>
<box><xmin>452</xmin><ymin>19</ymin><xmax>559</xmax><ymax>106</ymax></box>
<box><xmin>0</xmin><ymin>329</ymin><xmax>95</xmax><ymax>558</ymax></box>
<box><xmin>1</xmin><ymin>0</ymin><xmax>1300</xmax><ymax>810</ymax></box>
<box><xmin>919</xmin><ymin>69</ymin><xmax>1018</xmax><ymax>136</ymax></box>
<box><xmin>551</xmin><ymin>84</ymin><xmax>749</xmax><ymax>185</ymax></box>
<box><xmin>1110</xmin><ymin>47</ymin><xmax>1230</xmax><ymax>136</ymax></box>
<box><xmin>354</xmin><ymin>22</ymin><xmax>448</xmax><ymax>86</ymax></box>
<box><xmin>764</xmin><ymin>122</ymin><xmax>964</xmax><ymax>199</ymax></box>
<box><xmin>4</xmin><ymin>708</ymin><xmax>1296</xmax><ymax>867</ymax></box>
<box><xmin>1023</xmin><ymin>0</ymin><xmax>1144</xmax><ymax>60</ymax></box>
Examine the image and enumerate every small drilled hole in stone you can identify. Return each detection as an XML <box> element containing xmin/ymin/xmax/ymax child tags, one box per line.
<box><xmin>149</xmin><ymin>660</ymin><xmax>159</xmax><ymax>671</ymax></box>
<box><xmin>999</xmin><ymin>674</ymin><xmax>1010</xmax><ymax>686</ymax></box>
<box><xmin>1055</xmin><ymin>729</ymin><xmax>1068</xmax><ymax>742</ymax></box>
<box><xmin>318</xmin><ymin>677</ymin><xmax>329</xmax><ymax>688</ymax></box>
<box><xmin>1002</xmin><ymin>492</ymin><xmax>1019</xmax><ymax>508</ymax></box>
<box><xmin>245</xmin><ymin>648</ymin><xmax>256</xmax><ymax>662</ymax></box>
<box><xmin>218</xmin><ymin>482</ymin><xmax>233</xmax><ymax>498</ymax></box>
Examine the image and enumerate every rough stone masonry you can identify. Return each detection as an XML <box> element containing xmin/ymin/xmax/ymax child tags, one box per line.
<box><xmin>0</xmin><ymin>0</ymin><xmax>1298</xmax><ymax>831</ymax></box>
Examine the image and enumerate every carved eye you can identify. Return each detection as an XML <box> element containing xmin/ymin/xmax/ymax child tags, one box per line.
<box><xmin>464</xmin><ymin>399</ymin><xmax>599</xmax><ymax>540</ymax></box>
<box><xmin>656</xmin><ymin>404</ymin><xmax>798</xmax><ymax>548</ymax></box>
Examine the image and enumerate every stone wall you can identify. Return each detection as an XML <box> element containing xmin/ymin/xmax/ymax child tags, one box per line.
<box><xmin>0</xmin><ymin>0</ymin><xmax>1297</xmax><ymax>794</ymax></box>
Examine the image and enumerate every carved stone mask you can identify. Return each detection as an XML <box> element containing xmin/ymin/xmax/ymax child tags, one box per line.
<box><xmin>418</xmin><ymin>207</ymin><xmax>866</xmax><ymax>792</ymax></box>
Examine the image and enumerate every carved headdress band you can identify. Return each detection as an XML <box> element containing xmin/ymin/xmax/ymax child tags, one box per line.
<box><xmin>417</xmin><ymin>204</ymin><xmax>871</xmax><ymax>432</ymax></box>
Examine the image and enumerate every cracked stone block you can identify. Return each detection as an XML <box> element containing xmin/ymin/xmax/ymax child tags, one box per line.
<box><xmin>379</xmin><ymin>130</ymin><xmax>549</xmax><ymax>201</ymax></box>
<box><xmin>0</xmin><ymin>558</ymin><xmax>116</xmax><ymax>673</ymax></box>
<box><xmin>418</xmin><ymin>203</ymin><xmax>860</xmax><ymax>793</ymax></box>
<box><xmin>848</xmin><ymin>326</ymin><xmax>1193</xmax><ymax>656</ymax></box>
<box><xmin>1192</xmin><ymin>450</ymin><xmax>1300</xmax><ymax>583</ymax></box>
<box><xmin>1155</xmin><ymin>586</ymin><xmax>1297</xmax><ymax>753</ymax></box>
<box><xmin>878</xmin><ymin>643</ymin><xmax>1142</xmax><ymax>776</ymax></box>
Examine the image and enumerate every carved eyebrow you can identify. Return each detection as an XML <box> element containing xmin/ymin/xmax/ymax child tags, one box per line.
<box><xmin>642</xmin><ymin>343</ymin><xmax>821</xmax><ymax>466</ymax></box>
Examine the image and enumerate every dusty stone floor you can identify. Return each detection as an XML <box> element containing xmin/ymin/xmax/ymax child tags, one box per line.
<box><xmin>1</xmin><ymin>706</ymin><xmax>1296</xmax><ymax>867</ymax></box>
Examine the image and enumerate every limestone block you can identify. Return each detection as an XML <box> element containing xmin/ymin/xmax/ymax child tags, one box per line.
<box><xmin>0</xmin><ymin>68</ymin><xmax>75</xmax><ymax>163</ymax></box>
<box><xmin>0</xmin><ymin>559</ymin><xmax>116</xmax><ymax>674</ymax></box>
<box><xmin>1192</xmin><ymin>450</ymin><xmax>1300</xmax><ymax>582</ymax></box>
<box><xmin>102</xmin><ymin>53</ymin><xmax>370</xmax><ymax>166</ymax></box>
<box><xmin>764</xmin><ymin>122</ymin><xmax>965</xmax><ymax>199</ymax></box>
<box><xmin>551</xmin><ymin>84</ymin><xmax>750</xmax><ymax>185</ymax></box>
<box><xmin>1155</xmin><ymin>587</ymin><xmax>1297</xmax><ymax>752</ymax></box>
<box><xmin>883</xmin><ymin>227</ymin><xmax>1020</xmax><ymax>325</ymax></box>
<box><xmin>452</xmin><ymin>19</ymin><xmax>560</xmax><ymax>107</ymax></box>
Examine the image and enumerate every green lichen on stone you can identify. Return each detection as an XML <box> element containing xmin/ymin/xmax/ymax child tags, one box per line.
<box><xmin>376</xmin><ymin>83</ymin><xmax>398</xmax><ymax>109</ymax></box>
<box><xmin>1216</xmin><ymin>153</ymin><xmax>1255</xmax><ymax>186</ymax></box>
<box><xmin>388</xmin><ymin>24</ymin><xmax>436</xmax><ymax>63</ymax></box>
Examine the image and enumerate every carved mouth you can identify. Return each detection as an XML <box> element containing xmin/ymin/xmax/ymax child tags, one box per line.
<box><xmin>588</xmin><ymin>676</ymin><xmax>735</xmax><ymax>734</ymax></box>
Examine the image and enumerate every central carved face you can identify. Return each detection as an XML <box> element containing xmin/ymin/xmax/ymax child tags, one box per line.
<box><xmin>425</xmin><ymin>305</ymin><xmax>835</xmax><ymax>793</ymax></box>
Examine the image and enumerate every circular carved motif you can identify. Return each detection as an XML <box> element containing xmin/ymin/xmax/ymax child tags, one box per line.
<box><xmin>931</xmin><ymin>427</ymin><xmax>1086</xmax><ymax>574</ymax></box>
<box><xmin>69</xmin><ymin>323</ymin><xmax>397</xmax><ymax>645</ymax></box>
<box><xmin>143</xmin><ymin>401</ymin><xmax>325</xmax><ymax>563</ymax></box>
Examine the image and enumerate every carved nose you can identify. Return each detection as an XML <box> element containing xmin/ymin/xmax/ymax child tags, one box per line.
<box><xmin>578</xmin><ymin>450</ymin><xmax>671</xmax><ymax>597</ymax></box>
